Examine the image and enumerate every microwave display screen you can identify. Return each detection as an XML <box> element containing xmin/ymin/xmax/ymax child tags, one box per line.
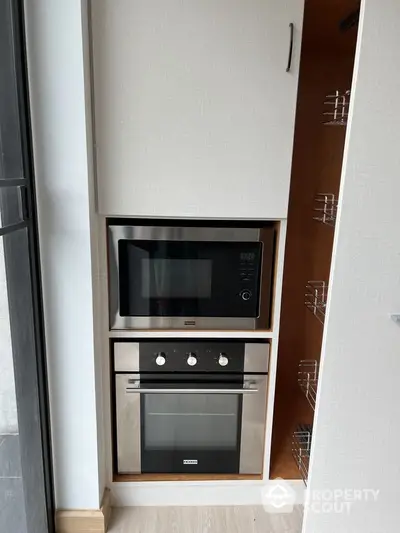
<box><xmin>141</xmin><ymin>258</ymin><xmax>212</xmax><ymax>299</ymax></box>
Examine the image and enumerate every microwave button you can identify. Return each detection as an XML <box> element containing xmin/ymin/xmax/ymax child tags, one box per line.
<box><xmin>155</xmin><ymin>352</ymin><xmax>166</xmax><ymax>366</ymax></box>
<box><xmin>240</xmin><ymin>289</ymin><xmax>252</xmax><ymax>301</ymax></box>
<box><xmin>187</xmin><ymin>353</ymin><xmax>197</xmax><ymax>367</ymax></box>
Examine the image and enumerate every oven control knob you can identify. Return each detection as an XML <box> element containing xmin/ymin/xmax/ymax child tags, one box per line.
<box><xmin>218</xmin><ymin>354</ymin><xmax>229</xmax><ymax>367</ymax></box>
<box><xmin>187</xmin><ymin>353</ymin><xmax>197</xmax><ymax>366</ymax></box>
<box><xmin>155</xmin><ymin>352</ymin><xmax>166</xmax><ymax>366</ymax></box>
<box><xmin>240</xmin><ymin>289</ymin><xmax>252</xmax><ymax>301</ymax></box>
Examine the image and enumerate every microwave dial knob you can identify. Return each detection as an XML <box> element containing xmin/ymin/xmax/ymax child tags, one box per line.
<box><xmin>240</xmin><ymin>289</ymin><xmax>252</xmax><ymax>301</ymax></box>
<box><xmin>155</xmin><ymin>352</ymin><xmax>166</xmax><ymax>366</ymax></box>
<box><xmin>187</xmin><ymin>353</ymin><xmax>197</xmax><ymax>366</ymax></box>
<box><xmin>218</xmin><ymin>353</ymin><xmax>229</xmax><ymax>367</ymax></box>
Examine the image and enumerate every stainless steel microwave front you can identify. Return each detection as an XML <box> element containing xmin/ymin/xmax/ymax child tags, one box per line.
<box><xmin>108</xmin><ymin>224</ymin><xmax>275</xmax><ymax>330</ymax></box>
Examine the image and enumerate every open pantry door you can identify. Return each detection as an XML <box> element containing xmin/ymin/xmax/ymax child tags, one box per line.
<box><xmin>303</xmin><ymin>1</ymin><xmax>400</xmax><ymax>532</ymax></box>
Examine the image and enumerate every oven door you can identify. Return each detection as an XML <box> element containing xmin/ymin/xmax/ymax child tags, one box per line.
<box><xmin>108</xmin><ymin>225</ymin><xmax>271</xmax><ymax>330</ymax></box>
<box><xmin>115</xmin><ymin>373</ymin><xmax>268</xmax><ymax>475</ymax></box>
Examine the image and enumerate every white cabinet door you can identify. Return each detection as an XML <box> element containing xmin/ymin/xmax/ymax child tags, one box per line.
<box><xmin>303</xmin><ymin>2</ymin><xmax>400</xmax><ymax>533</ymax></box>
<box><xmin>91</xmin><ymin>0</ymin><xmax>304</xmax><ymax>219</ymax></box>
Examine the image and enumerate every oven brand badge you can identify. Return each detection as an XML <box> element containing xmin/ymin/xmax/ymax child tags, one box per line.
<box><xmin>183</xmin><ymin>459</ymin><xmax>198</xmax><ymax>465</ymax></box>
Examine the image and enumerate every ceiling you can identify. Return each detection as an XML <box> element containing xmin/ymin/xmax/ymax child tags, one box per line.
<box><xmin>301</xmin><ymin>0</ymin><xmax>359</xmax><ymax>56</ymax></box>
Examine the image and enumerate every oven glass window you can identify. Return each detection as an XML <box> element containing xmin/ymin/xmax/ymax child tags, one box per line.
<box><xmin>143</xmin><ymin>393</ymin><xmax>239</xmax><ymax>450</ymax></box>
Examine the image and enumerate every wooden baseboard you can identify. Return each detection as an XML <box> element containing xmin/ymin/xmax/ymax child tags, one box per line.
<box><xmin>56</xmin><ymin>488</ymin><xmax>111</xmax><ymax>533</ymax></box>
<box><xmin>101</xmin><ymin>488</ymin><xmax>112</xmax><ymax>530</ymax></box>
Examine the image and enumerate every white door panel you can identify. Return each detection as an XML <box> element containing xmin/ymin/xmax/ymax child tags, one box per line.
<box><xmin>91</xmin><ymin>0</ymin><xmax>304</xmax><ymax>218</ymax></box>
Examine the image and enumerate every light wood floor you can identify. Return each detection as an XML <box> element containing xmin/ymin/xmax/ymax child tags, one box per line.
<box><xmin>108</xmin><ymin>506</ymin><xmax>303</xmax><ymax>533</ymax></box>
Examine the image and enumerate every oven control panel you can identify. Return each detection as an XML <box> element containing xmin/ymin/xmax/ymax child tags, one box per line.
<box><xmin>113</xmin><ymin>340</ymin><xmax>270</xmax><ymax>374</ymax></box>
<box><xmin>139</xmin><ymin>341</ymin><xmax>245</xmax><ymax>372</ymax></box>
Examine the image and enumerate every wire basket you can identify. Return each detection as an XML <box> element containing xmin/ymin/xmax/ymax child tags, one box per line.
<box><xmin>305</xmin><ymin>281</ymin><xmax>328</xmax><ymax>324</ymax></box>
<box><xmin>292</xmin><ymin>424</ymin><xmax>312</xmax><ymax>484</ymax></box>
<box><xmin>313</xmin><ymin>193</ymin><xmax>338</xmax><ymax>226</ymax></box>
<box><xmin>323</xmin><ymin>90</ymin><xmax>350</xmax><ymax>126</ymax></box>
<box><xmin>298</xmin><ymin>360</ymin><xmax>319</xmax><ymax>411</ymax></box>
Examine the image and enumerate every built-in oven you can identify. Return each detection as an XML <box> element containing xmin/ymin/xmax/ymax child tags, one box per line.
<box><xmin>113</xmin><ymin>340</ymin><xmax>269</xmax><ymax>475</ymax></box>
<box><xmin>108</xmin><ymin>222</ymin><xmax>275</xmax><ymax>330</ymax></box>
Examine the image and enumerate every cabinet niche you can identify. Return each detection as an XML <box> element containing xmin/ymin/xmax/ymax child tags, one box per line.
<box><xmin>270</xmin><ymin>0</ymin><xmax>359</xmax><ymax>481</ymax></box>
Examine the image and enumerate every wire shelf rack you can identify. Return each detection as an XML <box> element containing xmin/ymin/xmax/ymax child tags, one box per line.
<box><xmin>305</xmin><ymin>281</ymin><xmax>328</xmax><ymax>324</ymax></box>
<box><xmin>313</xmin><ymin>193</ymin><xmax>338</xmax><ymax>226</ymax></box>
<box><xmin>323</xmin><ymin>90</ymin><xmax>350</xmax><ymax>126</ymax></box>
<box><xmin>292</xmin><ymin>424</ymin><xmax>312</xmax><ymax>485</ymax></box>
<box><xmin>298</xmin><ymin>360</ymin><xmax>319</xmax><ymax>411</ymax></box>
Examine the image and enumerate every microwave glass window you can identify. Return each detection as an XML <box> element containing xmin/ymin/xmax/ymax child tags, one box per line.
<box><xmin>141</xmin><ymin>259</ymin><xmax>212</xmax><ymax>299</ymax></box>
<box><xmin>118</xmin><ymin>240</ymin><xmax>262</xmax><ymax>318</ymax></box>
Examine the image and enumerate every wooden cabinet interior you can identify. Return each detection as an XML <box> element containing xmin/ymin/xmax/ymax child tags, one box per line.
<box><xmin>270</xmin><ymin>0</ymin><xmax>359</xmax><ymax>480</ymax></box>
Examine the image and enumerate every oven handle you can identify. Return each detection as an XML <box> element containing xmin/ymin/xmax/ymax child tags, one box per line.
<box><xmin>125</xmin><ymin>382</ymin><xmax>259</xmax><ymax>395</ymax></box>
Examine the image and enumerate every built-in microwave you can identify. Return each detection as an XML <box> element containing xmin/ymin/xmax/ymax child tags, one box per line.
<box><xmin>108</xmin><ymin>222</ymin><xmax>275</xmax><ymax>330</ymax></box>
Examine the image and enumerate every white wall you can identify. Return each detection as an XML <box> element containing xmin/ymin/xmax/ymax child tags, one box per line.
<box><xmin>23</xmin><ymin>0</ymin><xmax>104</xmax><ymax>509</ymax></box>
<box><xmin>303</xmin><ymin>1</ymin><xmax>400</xmax><ymax>532</ymax></box>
